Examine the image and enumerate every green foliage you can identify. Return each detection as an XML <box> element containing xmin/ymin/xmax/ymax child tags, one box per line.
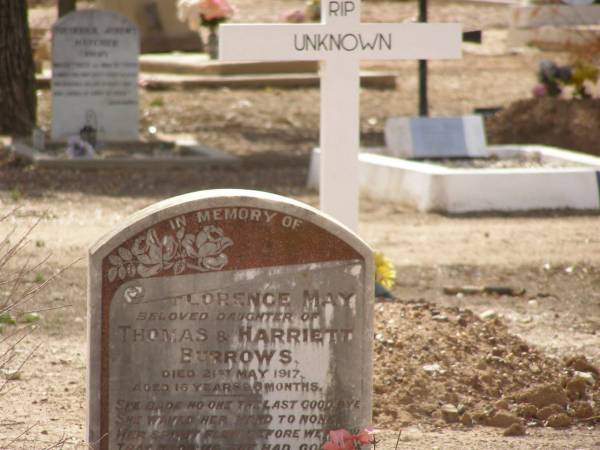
<box><xmin>34</xmin><ymin>272</ymin><xmax>45</xmax><ymax>283</ymax></box>
<box><xmin>22</xmin><ymin>312</ymin><xmax>41</xmax><ymax>323</ymax></box>
<box><xmin>9</xmin><ymin>188</ymin><xmax>22</xmax><ymax>202</ymax></box>
<box><xmin>0</xmin><ymin>313</ymin><xmax>17</xmax><ymax>325</ymax></box>
<box><xmin>150</xmin><ymin>97</ymin><xmax>165</xmax><ymax>108</ymax></box>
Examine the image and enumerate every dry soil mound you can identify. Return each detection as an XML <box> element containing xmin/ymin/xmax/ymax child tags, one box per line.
<box><xmin>373</xmin><ymin>299</ymin><xmax>600</xmax><ymax>431</ymax></box>
<box><xmin>486</xmin><ymin>98</ymin><xmax>600</xmax><ymax>156</ymax></box>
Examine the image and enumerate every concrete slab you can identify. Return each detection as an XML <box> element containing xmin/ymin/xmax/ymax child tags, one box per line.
<box><xmin>507</xmin><ymin>25</ymin><xmax>600</xmax><ymax>50</ymax></box>
<box><xmin>308</xmin><ymin>145</ymin><xmax>600</xmax><ymax>213</ymax></box>
<box><xmin>140</xmin><ymin>71</ymin><xmax>396</xmax><ymax>90</ymax></box>
<box><xmin>36</xmin><ymin>69</ymin><xmax>396</xmax><ymax>90</ymax></box>
<box><xmin>12</xmin><ymin>138</ymin><xmax>238</xmax><ymax>170</ymax></box>
<box><xmin>509</xmin><ymin>4</ymin><xmax>600</xmax><ymax>28</ymax></box>
<box><xmin>140</xmin><ymin>53</ymin><xmax>319</xmax><ymax>75</ymax></box>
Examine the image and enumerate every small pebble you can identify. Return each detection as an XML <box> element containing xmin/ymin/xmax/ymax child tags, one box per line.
<box><xmin>480</xmin><ymin>310</ymin><xmax>497</xmax><ymax>320</ymax></box>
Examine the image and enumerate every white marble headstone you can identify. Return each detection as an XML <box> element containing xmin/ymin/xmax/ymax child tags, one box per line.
<box><xmin>87</xmin><ymin>190</ymin><xmax>374</xmax><ymax>449</ymax></box>
<box><xmin>384</xmin><ymin>115</ymin><xmax>488</xmax><ymax>159</ymax></box>
<box><xmin>51</xmin><ymin>10</ymin><xmax>139</xmax><ymax>142</ymax></box>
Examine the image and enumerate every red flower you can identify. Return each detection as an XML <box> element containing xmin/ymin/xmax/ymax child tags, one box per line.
<box><xmin>322</xmin><ymin>429</ymin><xmax>354</xmax><ymax>450</ymax></box>
<box><xmin>352</xmin><ymin>427</ymin><xmax>374</xmax><ymax>444</ymax></box>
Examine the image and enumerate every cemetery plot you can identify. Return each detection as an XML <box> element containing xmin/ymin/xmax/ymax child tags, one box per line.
<box><xmin>88</xmin><ymin>190</ymin><xmax>374</xmax><ymax>449</ymax></box>
<box><xmin>308</xmin><ymin>145</ymin><xmax>600</xmax><ymax>213</ymax></box>
<box><xmin>37</xmin><ymin>9</ymin><xmax>240</xmax><ymax>170</ymax></box>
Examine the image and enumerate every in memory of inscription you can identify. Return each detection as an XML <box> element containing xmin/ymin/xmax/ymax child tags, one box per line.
<box><xmin>51</xmin><ymin>9</ymin><xmax>139</xmax><ymax>142</ymax></box>
<box><xmin>220</xmin><ymin>0</ymin><xmax>462</xmax><ymax>230</ymax></box>
<box><xmin>88</xmin><ymin>190</ymin><xmax>374</xmax><ymax>449</ymax></box>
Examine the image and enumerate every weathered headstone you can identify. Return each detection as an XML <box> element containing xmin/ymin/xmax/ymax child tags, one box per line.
<box><xmin>219</xmin><ymin>0</ymin><xmax>462</xmax><ymax>230</ymax></box>
<box><xmin>97</xmin><ymin>0</ymin><xmax>203</xmax><ymax>53</ymax></box>
<box><xmin>88</xmin><ymin>190</ymin><xmax>374</xmax><ymax>449</ymax></box>
<box><xmin>384</xmin><ymin>115</ymin><xmax>488</xmax><ymax>159</ymax></box>
<box><xmin>52</xmin><ymin>10</ymin><xmax>139</xmax><ymax>142</ymax></box>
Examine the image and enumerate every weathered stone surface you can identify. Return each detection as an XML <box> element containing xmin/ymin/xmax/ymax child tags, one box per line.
<box><xmin>97</xmin><ymin>0</ymin><xmax>203</xmax><ymax>53</ymax></box>
<box><xmin>51</xmin><ymin>10</ymin><xmax>139</xmax><ymax>142</ymax></box>
<box><xmin>87</xmin><ymin>190</ymin><xmax>374</xmax><ymax>449</ymax></box>
<box><xmin>384</xmin><ymin>115</ymin><xmax>488</xmax><ymax>159</ymax></box>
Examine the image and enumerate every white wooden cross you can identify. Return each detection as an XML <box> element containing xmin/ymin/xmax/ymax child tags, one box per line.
<box><xmin>220</xmin><ymin>0</ymin><xmax>461</xmax><ymax>231</ymax></box>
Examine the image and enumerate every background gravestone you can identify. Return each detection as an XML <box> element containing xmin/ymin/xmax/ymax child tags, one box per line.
<box><xmin>51</xmin><ymin>10</ymin><xmax>139</xmax><ymax>142</ymax></box>
<box><xmin>384</xmin><ymin>115</ymin><xmax>488</xmax><ymax>159</ymax></box>
<box><xmin>88</xmin><ymin>190</ymin><xmax>374</xmax><ymax>449</ymax></box>
<box><xmin>97</xmin><ymin>0</ymin><xmax>203</xmax><ymax>53</ymax></box>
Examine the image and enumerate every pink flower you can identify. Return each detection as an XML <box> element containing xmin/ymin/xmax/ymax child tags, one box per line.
<box><xmin>352</xmin><ymin>427</ymin><xmax>375</xmax><ymax>444</ymax></box>
<box><xmin>199</xmin><ymin>0</ymin><xmax>233</xmax><ymax>21</ymax></box>
<box><xmin>322</xmin><ymin>429</ymin><xmax>354</xmax><ymax>450</ymax></box>
<box><xmin>532</xmin><ymin>83</ymin><xmax>547</xmax><ymax>98</ymax></box>
<box><xmin>284</xmin><ymin>9</ymin><xmax>306</xmax><ymax>23</ymax></box>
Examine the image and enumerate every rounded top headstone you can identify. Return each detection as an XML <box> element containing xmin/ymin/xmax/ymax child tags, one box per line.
<box><xmin>87</xmin><ymin>189</ymin><xmax>374</xmax><ymax>449</ymax></box>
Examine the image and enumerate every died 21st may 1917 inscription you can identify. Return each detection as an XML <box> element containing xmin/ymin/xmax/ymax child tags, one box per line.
<box><xmin>88</xmin><ymin>191</ymin><xmax>374</xmax><ymax>450</ymax></box>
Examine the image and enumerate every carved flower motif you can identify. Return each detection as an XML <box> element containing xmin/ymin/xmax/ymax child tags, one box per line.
<box><xmin>107</xmin><ymin>225</ymin><xmax>233</xmax><ymax>282</ymax></box>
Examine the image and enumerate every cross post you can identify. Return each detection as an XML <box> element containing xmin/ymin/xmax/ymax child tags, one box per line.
<box><xmin>220</xmin><ymin>0</ymin><xmax>461</xmax><ymax>231</ymax></box>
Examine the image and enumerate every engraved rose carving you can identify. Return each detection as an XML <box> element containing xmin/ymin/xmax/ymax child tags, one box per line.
<box><xmin>193</xmin><ymin>225</ymin><xmax>233</xmax><ymax>270</ymax></box>
<box><xmin>107</xmin><ymin>225</ymin><xmax>233</xmax><ymax>282</ymax></box>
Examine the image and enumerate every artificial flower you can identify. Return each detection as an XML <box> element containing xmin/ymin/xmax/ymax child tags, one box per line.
<box><xmin>284</xmin><ymin>8</ymin><xmax>306</xmax><ymax>23</ymax></box>
<box><xmin>374</xmin><ymin>251</ymin><xmax>396</xmax><ymax>290</ymax></box>
<box><xmin>352</xmin><ymin>427</ymin><xmax>375</xmax><ymax>444</ymax></box>
<box><xmin>322</xmin><ymin>429</ymin><xmax>354</xmax><ymax>450</ymax></box>
<box><xmin>176</xmin><ymin>0</ymin><xmax>233</xmax><ymax>30</ymax></box>
<box><xmin>200</xmin><ymin>0</ymin><xmax>234</xmax><ymax>22</ymax></box>
<box><xmin>532</xmin><ymin>83</ymin><xmax>547</xmax><ymax>98</ymax></box>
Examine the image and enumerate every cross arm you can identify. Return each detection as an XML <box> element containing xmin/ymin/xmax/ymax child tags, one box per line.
<box><xmin>219</xmin><ymin>23</ymin><xmax>462</xmax><ymax>62</ymax></box>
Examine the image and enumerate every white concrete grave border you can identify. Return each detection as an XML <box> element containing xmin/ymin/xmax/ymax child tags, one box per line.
<box><xmin>220</xmin><ymin>0</ymin><xmax>461</xmax><ymax>230</ymax></box>
<box><xmin>308</xmin><ymin>145</ymin><xmax>600</xmax><ymax>213</ymax></box>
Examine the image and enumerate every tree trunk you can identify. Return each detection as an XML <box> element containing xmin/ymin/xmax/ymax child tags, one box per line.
<box><xmin>58</xmin><ymin>0</ymin><xmax>77</xmax><ymax>17</ymax></box>
<box><xmin>0</xmin><ymin>0</ymin><xmax>36</xmax><ymax>136</ymax></box>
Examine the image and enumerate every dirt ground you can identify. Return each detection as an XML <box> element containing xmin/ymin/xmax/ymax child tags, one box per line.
<box><xmin>3</xmin><ymin>0</ymin><xmax>600</xmax><ymax>449</ymax></box>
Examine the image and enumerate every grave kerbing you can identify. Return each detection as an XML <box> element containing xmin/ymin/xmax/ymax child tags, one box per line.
<box><xmin>88</xmin><ymin>189</ymin><xmax>374</xmax><ymax>448</ymax></box>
